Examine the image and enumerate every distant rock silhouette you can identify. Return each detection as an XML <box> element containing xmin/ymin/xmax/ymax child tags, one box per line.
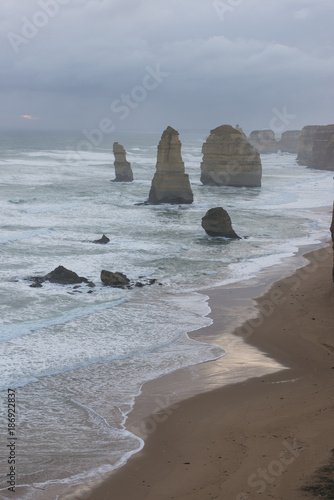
<box><xmin>279</xmin><ymin>130</ymin><xmax>301</xmax><ymax>153</ymax></box>
<box><xmin>112</xmin><ymin>142</ymin><xmax>133</xmax><ymax>182</ymax></box>
<box><xmin>297</xmin><ymin>125</ymin><xmax>334</xmax><ymax>170</ymax></box>
<box><xmin>248</xmin><ymin>130</ymin><xmax>279</xmax><ymax>154</ymax></box>
<box><xmin>202</xmin><ymin>207</ymin><xmax>240</xmax><ymax>239</ymax></box>
<box><xmin>148</xmin><ymin>126</ymin><xmax>193</xmax><ymax>204</ymax></box>
<box><xmin>200</xmin><ymin>125</ymin><xmax>262</xmax><ymax>187</ymax></box>
<box><xmin>297</xmin><ymin>126</ymin><xmax>319</xmax><ymax>165</ymax></box>
<box><xmin>308</xmin><ymin>125</ymin><xmax>334</xmax><ymax>171</ymax></box>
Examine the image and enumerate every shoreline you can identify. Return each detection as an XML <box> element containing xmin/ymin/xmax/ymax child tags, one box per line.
<box><xmin>61</xmin><ymin>240</ymin><xmax>333</xmax><ymax>500</ymax></box>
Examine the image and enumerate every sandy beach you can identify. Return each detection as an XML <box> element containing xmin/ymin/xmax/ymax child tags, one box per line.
<box><xmin>72</xmin><ymin>243</ymin><xmax>334</xmax><ymax>500</ymax></box>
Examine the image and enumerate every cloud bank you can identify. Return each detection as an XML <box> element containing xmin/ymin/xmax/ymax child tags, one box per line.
<box><xmin>1</xmin><ymin>0</ymin><xmax>333</xmax><ymax>134</ymax></box>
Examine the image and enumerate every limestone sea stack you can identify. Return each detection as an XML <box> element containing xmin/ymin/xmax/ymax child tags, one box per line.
<box><xmin>308</xmin><ymin>124</ymin><xmax>334</xmax><ymax>171</ymax></box>
<box><xmin>200</xmin><ymin>125</ymin><xmax>262</xmax><ymax>187</ymax></box>
<box><xmin>279</xmin><ymin>130</ymin><xmax>301</xmax><ymax>153</ymax></box>
<box><xmin>248</xmin><ymin>130</ymin><xmax>279</xmax><ymax>153</ymax></box>
<box><xmin>296</xmin><ymin>126</ymin><xmax>319</xmax><ymax>165</ymax></box>
<box><xmin>148</xmin><ymin>126</ymin><xmax>193</xmax><ymax>204</ymax></box>
<box><xmin>202</xmin><ymin>207</ymin><xmax>240</xmax><ymax>239</ymax></box>
<box><xmin>112</xmin><ymin>142</ymin><xmax>133</xmax><ymax>182</ymax></box>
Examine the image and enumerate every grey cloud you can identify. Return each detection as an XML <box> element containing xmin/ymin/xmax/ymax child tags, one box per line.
<box><xmin>1</xmin><ymin>0</ymin><xmax>333</xmax><ymax>131</ymax></box>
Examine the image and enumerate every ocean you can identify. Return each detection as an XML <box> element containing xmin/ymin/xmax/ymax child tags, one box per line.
<box><xmin>0</xmin><ymin>128</ymin><xmax>332</xmax><ymax>499</ymax></box>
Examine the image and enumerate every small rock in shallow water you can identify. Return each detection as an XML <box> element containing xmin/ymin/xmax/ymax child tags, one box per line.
<box><xmin>92</xmin><ymin>234</ymin><xmax>110</xmax><ymax>244</ymax></box>
<box><xmin>101</xmin><ymin>270</ymin><xmax>130</xmax><ymax>288</ymax></box>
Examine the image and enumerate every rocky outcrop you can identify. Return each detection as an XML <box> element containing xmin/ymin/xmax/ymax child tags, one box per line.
<box><xmin>200</xmin><ymin>125</ymin><xmax>262</xmax><ymax>187</ymax></box>
<box><xmin>297</xmin><ymin>126</ymin><xmax>319</xmax><ymax>165</ymax></box>
<box><xmin>28</xmin><ymin>266</ymin><xmax>95</xmax><ymax>288</ymax></box>
<box><xmin>101</xmin><ymin>270</ymin><xmax>130</xmax><ymax>288</ymax></box>
<box><xmin>148</xmin><ymin>126</ymin><xmax>193</xmax><ymax>204</ymax></box>
<box><xmin>44</xmin><ymin>266</ymin><xmax>87</xmax><ymax>284</ymax></box>
<box><xmin>308</xmin><ymin>125</ymin><xmax>334</xmax><ymax>170</ymax></box>
<box><xmin>112</xmin><ymin>142</ymin><xmax>133</xmax><ymax>182</ymax></box>
<box><xmin>101</xmin><ymin>270</ymin><xmax>160</xmax><ymax>288</ymax></box>
<box><xmin>202</xmin><ymin>207</ymin><xmax>240</xmax><ymax>239</ymax></box>
<box><xmin>92</xmin><ymin>234</ymin><xmax>110</xmax><ymax>244</ymax></box>
<box><xmin>279</xmin><ymin>130</ymin><xmax>301</xmax><ymax>153</ymax></box>
<box><xmin>248</xmin><ymin>130</ymin><xmax>279</xmax><ymax>153</ymax></box>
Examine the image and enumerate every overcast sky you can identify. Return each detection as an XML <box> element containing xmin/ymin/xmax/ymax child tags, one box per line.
<box><xmin>1</xmin><ymin>0</ymin><xmax>333</xmax><ymax>135</ymax></box>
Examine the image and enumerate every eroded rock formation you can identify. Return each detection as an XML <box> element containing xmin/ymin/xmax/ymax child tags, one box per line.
<box><xmin>200</xmin><ymin>125</ymin><xmax>262</xmax><ymax>187</ymax></box>
<box><xmin>148</xmin><ymin>126</ymin><xmax>193</xmax><ymax>204</ymax></box>
<box><xmin>112</xmin><ymin>142</ymin><xmax>133</xmax><ymax>182</ymax></box>
<box><xmin>279</xmin><ymin>130</ymin><xmax>301</xmax><ymax>153</ymax></box>
<box><xmin>308</xmin><ymin>125</ymin><xmax>334</xmax><ymax>170</ymax></box>
<box><xmin>297</xmin><ymin>126</ymin><xmax>319</xmax><ymax>165</ymax></box>
<box><xmin>248</xmin><ymin>130</ymin><xmax>279</xmax><ymax>154</ymax></box>
<box><xmin>202</xmin><ymin>207</ymin><xmax>240</xmax><ymax>239</ymax></box>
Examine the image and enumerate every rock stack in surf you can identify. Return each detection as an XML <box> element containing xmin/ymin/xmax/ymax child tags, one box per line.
<box><xmin>148</xmin><ymin>126</ymin><xmax>193</xmax><ymax>204</ymax></box>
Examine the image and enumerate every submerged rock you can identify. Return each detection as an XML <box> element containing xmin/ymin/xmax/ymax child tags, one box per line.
<box><xmin>148</xmin><ymin>126</ymin><xmax>193</xmax><ymax>204</ymax></box>
<box><xmin>200</xmin><ymin>125</ymin><xmax>262</xmax><ymax>187</ymax></box>
<box><xmin>29</xmin><ymin>282</ymin><xmax>43</xmax><ymax>288</ymax></box>
<box><xmin>202</xmin><ymin>207</ymin><xmax>240</xmax><ymax>239</ymax></box>
<box><xmin>112</xmin><ymin>142</ymin><xmax>133</xmax><ymax>182</ymax></box>
<box><xmin>92</xmin><ymin>234</ymin><xmax>110</xmax><ymax>244</ymax></box>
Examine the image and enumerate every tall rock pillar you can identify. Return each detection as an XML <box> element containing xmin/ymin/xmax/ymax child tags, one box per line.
<box><xmin>148</xmin><ymin>126</ymin><xmax>193</xmax><ymax>204</ymax></box>
<box><xmin>112</xmin><ymin>142</ymin><xmax>133</xmax><ymax>182</ymax></box>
